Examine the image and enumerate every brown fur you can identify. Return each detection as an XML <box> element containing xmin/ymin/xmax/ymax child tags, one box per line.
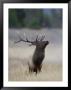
<box><xmin>28</xmin><ymin>41</ymin><xmax>49</xmax><ymax>74</ymax></box>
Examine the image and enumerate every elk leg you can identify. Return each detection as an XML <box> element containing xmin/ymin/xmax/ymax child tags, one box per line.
<box><xmin>38</xmin><ymin>65</ymin><xmax>42</xmax><ymax>72</ymax></box>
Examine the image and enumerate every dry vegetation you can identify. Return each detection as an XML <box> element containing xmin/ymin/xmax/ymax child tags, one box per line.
<box><xmin>8</xmin><ymin>29</ymin><xmax>62</xmax><ymax>81</ymax></box>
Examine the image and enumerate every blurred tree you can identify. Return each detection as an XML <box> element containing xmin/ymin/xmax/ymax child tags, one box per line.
<box><xmin>24</xmin><ymin>9</ymin><xmax>43</xmax><ymax>29</ymax></box>
<box><xmin>9</xmin><ymin>9</ymin><xmax>18</xmax><ymax>28</ymax></box>
<box><xmin>9</xmin><ymin>9</ymin><xmax>62</xmax><ymax>29</ymax></box>
<box><xmin>16</xmin><ymin>9</ymin><xmax>25</xmax><ymax>27</ymax></box>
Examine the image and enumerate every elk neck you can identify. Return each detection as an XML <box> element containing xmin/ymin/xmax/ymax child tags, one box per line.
<box><xmin>35</xmin><ymin>46</ymin><xmax>45</xmax><ymax>53</ymax></box>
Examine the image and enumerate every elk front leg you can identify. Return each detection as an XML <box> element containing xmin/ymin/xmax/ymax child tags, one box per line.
<box><xmin>38</xmin><ymin>64</ymin><xmax>42</xmax><ymax>72</ymax></box>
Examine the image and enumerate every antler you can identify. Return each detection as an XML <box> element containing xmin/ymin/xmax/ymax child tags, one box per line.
<box><xmin>14</xmin><ymin>34</ymin><xmax>45</xmax><ymax>45</ymax></box>
<box><xmin>40</xmin><ymin>35</ymin><xmax>45</xmax><ymax>41</ymax></box>
<box><xmin>14</xmin><ymin>35</ymin><xmax>34</xmax><ymax>44</ymax></box>
<box><xmin>35</xmin><ymin>35</ymin><xmax>45</xmax><ymax>42</ymax></box>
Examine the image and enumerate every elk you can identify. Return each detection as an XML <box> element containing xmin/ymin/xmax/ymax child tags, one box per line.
<box><xmin>15</xmin><ymin>34</ymin><xmax>49</xmax><ymax>74</ymax></box>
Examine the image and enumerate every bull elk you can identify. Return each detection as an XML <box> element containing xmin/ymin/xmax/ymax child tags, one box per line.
<box><xmin>15</xmin><ymin>34</ymin><xmax>49</xmax><ymax>74</ymax></box>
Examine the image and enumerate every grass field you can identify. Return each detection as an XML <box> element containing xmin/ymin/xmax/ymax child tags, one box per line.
<box><xmin>8</xmin><ymin>28</ymin><xmax>62</xmax><ymax>81</ymax></box>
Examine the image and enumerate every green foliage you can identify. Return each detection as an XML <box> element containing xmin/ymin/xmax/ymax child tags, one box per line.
<box><xmin>25</xmin><ymin>18</ymin><xmax>41</xmax><ymax>29</ymax></box>
<box><xmin>16</xmin><ymin>9</ymin><xmax>25</xmax><ymax>27</ymax></box>
<box><xmin>9</xmin><ymin>9</ymin><xmax>26</xmax><ymax>28</ymax></box>
<box><xmin>9</xmin><ymin>9</ymin><xmax>62</xmax><ymax>29</ymax></box>
<box><xmin>9</xmin><ymin>9</ymin><xmax>18</xmax><ymax>28</ymax></box>
<box><xmin>43</xmin><ymin>15</ymin><xmax>51</xmax><ymax>27</ymax></box>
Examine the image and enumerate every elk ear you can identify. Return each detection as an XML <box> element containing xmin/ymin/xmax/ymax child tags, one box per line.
<box><xmin>47</xmin><ymin>41</ymin><xmax>49</xmax><ymax>45</ymax></box>
<box><xmin>45</xmin><ymin>41</ymin><xmax>49</xmax><ymax>46</ymax></box>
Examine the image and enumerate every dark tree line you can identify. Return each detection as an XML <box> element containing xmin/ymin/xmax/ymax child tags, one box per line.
<box><xmin>9</xmin><ymin>9</ymin><xmax>62</xmax><ymax>29</ymax></box>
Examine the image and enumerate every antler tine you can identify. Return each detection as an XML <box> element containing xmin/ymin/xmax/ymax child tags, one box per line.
<box><xmin>40</xmin><ymin>35</ymin><xmax>45</xmax><ymax>41</ymax></box>
<box><xmin>26</xmin><ymin>37</ymin><xmax>28</xmax><ymax>42</ymax></box>
<box><xmin>36</xmin><ymin>35</ymin><xmax>39</xmax><ymax>42</ymax></box>
<box><xmin>14</xmin><ymin>35</ymin><xmax>24</xmax><ymax>43</ymax></box>
<box><xmin>25</xmin><ymin>37</ymin><xmax>34</xmax><ymax>44</ymax></box>
<box><xmin>14</xmin><ymin>40</ymin><xmax>21</xmax><ymax>43</ymax></box>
